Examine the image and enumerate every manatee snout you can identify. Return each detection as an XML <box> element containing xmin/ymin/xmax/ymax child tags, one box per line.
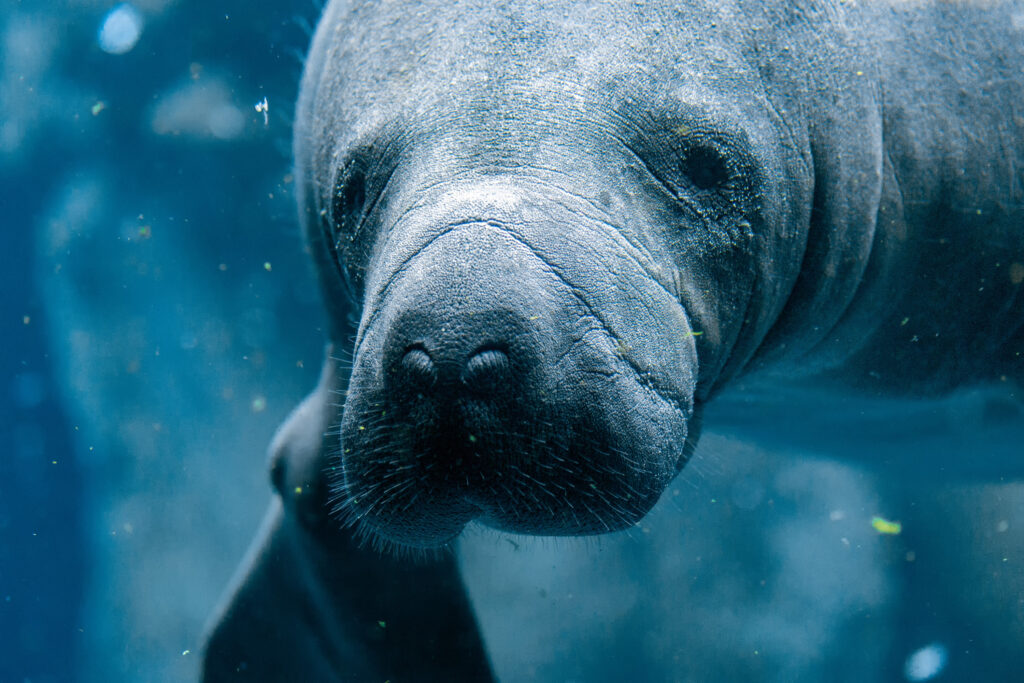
<box><xmin>379</xmin><ymin>301</ymin><xmax>540</xmax><ymax>424</ymax></box>
<box><xmin>369</xmin><ymin>229</ymin><xmax>551</xmax><ymax>477</ymax></box>
<box><xmin>333</xmin><ymin>193</ymin><xmax>697</xmax><ymax>550</ymax></box>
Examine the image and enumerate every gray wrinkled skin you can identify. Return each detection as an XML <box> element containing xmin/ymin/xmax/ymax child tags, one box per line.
<box><xmin>202</xmin><ymin>0</ymin><xmax>1024</xmax><ymax>679</ymax></box>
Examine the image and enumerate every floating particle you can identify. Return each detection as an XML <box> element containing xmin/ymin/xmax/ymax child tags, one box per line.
<box><xmin>684</xmin><ymin>330</ymin><xmax>704</xmax><ymax>337</ymax></box>
<box><xmin>251</xmin><ymin>396</ymin><xmax>266</xmax><ymax>412</ymax></box>
<box><xmin>22</xmin><ymin>315</ymin><xmax>30</xmax><ymax>325</ymax></box>
<box><xmin>91</xmin><ymin>101</ymin><xmax>106</xmax><ymax>116</ymax></box>
<box><xmin>182</xmin><ymin>649</ymin><xmax>190</xmax><ymax>656</ymax></box>
<box><xmin>871</xmin><ymin>516</ymin><xmax>902</xmax><ymax>535</ymax></box>
<box><xmin>377</xmin><ymin>620</ymin><xmax>386</xmax><ymax>629</ymax></box>
<box><xmin>294</xmin><ymin>486</ymin><xmax>303</xmax><ymax>495</ymax></box>
<box><xmin>255</xmin><ymin>97</ymin><xmax>269</xmax><ymax>126</ymax></box>
<box><xmin>1009</xmin><ymin>262</ymin><xmax>1024</xmax><ymax>285</ymax></box>
<box><xmin>263</xmin><ymin>261</ymin><xmax>272</xmax><ymax>272</ymax></box>
<box><xmin>904</xmin><ymin>642</ymin><xmax>947</xmax><ymax>681</ymax></box>
<box><xmin>137</xmin><ymin>225</ymin><xmax>151</xmax><ymax>239</ymax></box>
<box><xmin>98</xmin><ymin>4</ymin><xmax>143</xmax><ymax>55</ymax></box>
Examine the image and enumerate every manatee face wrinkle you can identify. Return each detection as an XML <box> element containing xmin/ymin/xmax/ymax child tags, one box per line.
<box><xmin>322</xmin><ymin>105</ymin><xmax>768</xmax><ymax>274</ymax></box>
<box><xmin>364</xmin><ymin>215</ymin><xmax>692</xmax><ymax>413</ymax></box>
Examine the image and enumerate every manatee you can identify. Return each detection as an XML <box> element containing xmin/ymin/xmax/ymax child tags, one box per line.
<box><xmin>202</xmin><ymin>0</ymin><xmax>1024</xmax><ymax>678</ymax></box>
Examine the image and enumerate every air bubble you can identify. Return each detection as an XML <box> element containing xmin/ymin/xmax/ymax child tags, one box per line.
<box><xmin>98</xmin><ymin>4</ymin><xmax>143</xmax><ymax>55</ymax></box>
<box><xmin>904</xmin><ymin>642</ymin><xmax>948</xmax><ymax>682</ymax></box>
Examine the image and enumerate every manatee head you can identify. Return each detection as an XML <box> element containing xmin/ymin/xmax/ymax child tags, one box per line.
<box><xmin>294</xmin><ymin>1</ymin><xmax>814</xmax><ymax>550</ymax></box>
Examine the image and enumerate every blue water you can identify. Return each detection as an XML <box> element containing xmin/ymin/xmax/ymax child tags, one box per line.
<box><xmin>2</xmin><ymin>1</ymin><xmax>1022</xmax><ymax>681</ymax></box>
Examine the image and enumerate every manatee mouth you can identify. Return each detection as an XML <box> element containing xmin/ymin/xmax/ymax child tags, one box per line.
<box><xmin>332</xmin><ymin>370</ymin><xmax>685</xmax><ymax>552</ymax></box>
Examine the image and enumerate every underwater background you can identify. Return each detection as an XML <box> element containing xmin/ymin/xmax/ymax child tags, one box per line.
<box><xmin>1</xmin><ymin>1</ymin><xmax>1022</xmax><ymax>681</ymax></box>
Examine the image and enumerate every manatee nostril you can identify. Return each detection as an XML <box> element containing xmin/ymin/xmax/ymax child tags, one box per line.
<box><xmin>399</xmin><ymin>346</ymin><xmax>436</xmax><ymax>387</ymax></box>
<box><xmin>462</xmin><ymin>347</ymin><xmax>511</xmax><ymax>393</ymax></box>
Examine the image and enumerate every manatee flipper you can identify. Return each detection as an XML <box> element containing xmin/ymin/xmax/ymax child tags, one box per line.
<box><xmin>201</xmin><ymin>355</ymin><xmax>494</xmax><ymax>681</ymax></box>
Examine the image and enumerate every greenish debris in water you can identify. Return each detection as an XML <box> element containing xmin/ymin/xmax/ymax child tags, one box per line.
<box><xmin>872</xmin><ymin>516</ymin><xmax>902</xmax><ymax>535</ymax></box>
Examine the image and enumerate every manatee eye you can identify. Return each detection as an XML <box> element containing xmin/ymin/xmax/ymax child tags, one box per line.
<box><xmin>333</xmin><ymin>167</ymin><xmax>367</xmax><ymax>233</ymax></box>
<box><xmin>682</xmin><ymin>145</ymin><xmax>729</xmax><ymax>190</ymax></box>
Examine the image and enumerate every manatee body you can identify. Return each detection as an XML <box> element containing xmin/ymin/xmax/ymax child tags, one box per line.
<box><xmin>202</xmin><ymin>0</ymin><xmax>1024</xmax><ymax>678</ymax></box>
